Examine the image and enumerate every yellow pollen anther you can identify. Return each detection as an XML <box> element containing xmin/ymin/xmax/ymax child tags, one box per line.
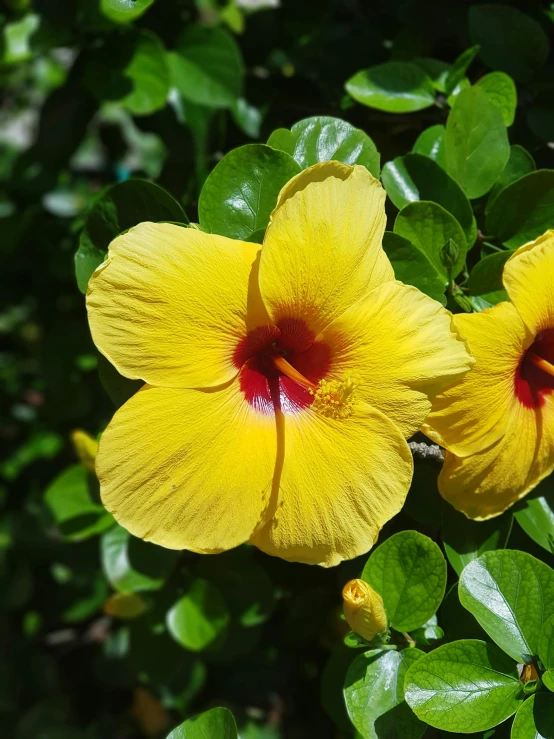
<box><xmin>310</xmin><ymin>371</ymin><xmax>361</xmax><ymax>419</ymax></box>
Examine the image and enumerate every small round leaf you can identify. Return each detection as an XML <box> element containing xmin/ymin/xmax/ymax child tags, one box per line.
<box><xmin>362</xmin><ymin>530</ymin><xmax>447</xmax><ymax>632</ymax></box>
<box><xmin>345</xmin><ymin>62</ymin><xmax>435</xmax><ymax>113</ymax></box>
<box><xmin>167</xmin><ymin>579</ymin><xmax>230</xmax><ymax>652</ymax></box>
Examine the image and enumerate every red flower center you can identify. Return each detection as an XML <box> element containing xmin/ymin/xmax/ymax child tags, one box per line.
<box><xmin>233</xmin><ymin>318</ymin><xmax>331</xmax><ymax>414</ymax></box>
<box><xmin>516</xmin><ymin>328</ymin><xmax>554</xmax><ymax>409</ymax></box>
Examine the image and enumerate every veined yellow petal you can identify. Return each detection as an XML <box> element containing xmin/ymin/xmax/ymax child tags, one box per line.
<box><xmin>423</xmin><ymin>302</ymin><xmax>529</xmax><ymax>456</ymax></box>
<box><xmin>87</xmin><ymin>222</ymin><xmax>267</xmax><ymax>389</ymax></box>
<box><xmin>321</xmin><ymin>281</ymin><xmax>474</xmax><ymax>439</ymax></box>
<box><xmin>439</xmin><ymin>394</ymin><xmax>554</xmax><ymax>519</ymax></box>
<box><xmin>250</xmin><ymin>402</ymin><xmax>413</xmax><ymax>567</ymax></box>
<box><xmin>503</xmin><ymin>230</ymin><xmax>554</xmax><ymax>335</ymax></box>
<box><xmin>258</xmin><ymin>164</ymin><xmax>393</xmax><ymax>335</ymax></box>
<box><xmin>96</xmin><ymin>382</ymin><xmax>278</xmax><ymax>552</ymax></box>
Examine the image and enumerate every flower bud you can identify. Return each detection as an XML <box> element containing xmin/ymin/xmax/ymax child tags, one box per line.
<box><xmin>71</xmin><ymin>430</ymin><xmax>99</xmax><ymax>473</ymax></box>
<box><xmin>342</xmin><ymin>579</ymin><xmax>387</xmax><ymax>641</ymax></box>
<box><xmin>440</xmin><ymin>238</ymin><xmax>459</xmax><ymax>271</ymax></box>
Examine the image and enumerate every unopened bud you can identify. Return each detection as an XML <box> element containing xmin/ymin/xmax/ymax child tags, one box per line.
<box><xmin>71</xmin><ymin>430</ymin><xmax>99</xmax><ymax>473</ymax></box>
<box><xmin>440</xmin><ymin>238</ymin><xmax>459</xmax><ymax>271</ymax></box>
<box><xmin>342</xmin><ymin>579</ymin><xmax>387</xmax><ymax>641</ymax></box>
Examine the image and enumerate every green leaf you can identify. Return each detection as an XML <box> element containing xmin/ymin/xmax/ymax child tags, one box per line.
<box><xmin>168</xmin><ymin>25</ymin><xmax>244</xmax><ymax>109</ymax></box>
<box><xmin>543</xmin><ymin>671</ymin><xmax>554</xmax><ymax>693</ymax></box>
<box><xmin>445</xmin><ymin>45</ymin><xmax>480</xmax><ymax>96</ymax></box>
<box><xmin>485</xmin><ymin>170</ymin><xmax>554</xmax><ymax>250</ymax></box>
<box><xmin>344</xmin><ymin>648</ymin><xmax>427</xmax><ymax>739</ymax></box>
<box><xmin>445</xmin><ymin>87</ymin><xmax>510</xmax><ymax>199</ymax></box>
<box><xmin>511</xmin><ymin>693</ymin><xmax>554</xmax><ymax>739</ymax></box>
<box><xmin>195</xmin><ymin>548</ymin><xmax>275</xmax><ymax>628</ymax></box>
<box><xmin>231</xmin><ymin>98</ymin><xmax>262</xmax><ymax>139</ymax></box>
<box><xmin>44</xmin><ymin>465</ymin><xmax>113</xmax><ymax>541</ymax></box>
<box><xmin>84</xmin><ymin>31</ymin><xmax>169</xmax><ymax>116</ymax></box>
<box><xmin>167</xmin><ymin>579</ymin><xmax>230</xmax><ymax>652</ymax></box>
<box><xmin>440</xmin><ymin>583</ymin><xmax>488</xmax><ymax>642</ymax></box>
<box><xmin>539</xmin><ymin>614</ymin><xmax>554</xmax><ymax>670</ymax></box>
<box><xmin>166</xmin><ymin>706</ymin><xmax>238</xmax><ymax>739</ymax></box>
<box><xmin>515</xmin><ymin>477</ymin><xmax>554</xmax><ymax>554</ymax></box>
<box><xmin>362</xmin><ymin>530</ymin><xmax>447</xmax><ymax>632</ymax></box>
<box><xmin>404</xmin><ymin>639</ymin><xmax>523</xmax><ymax>732</ymax></box>
<box><xmin>412</xmin><ymin>125</ymin><xmax>445</xmax><ymax>168</ymax></box>
<box><xmin>469</xmin><ymin>5</ymin><xmax>549</xmax><ymax>84</ymax></box>
<box><xmin>382</xmin><ymin>231</ymin><xmax>447</xmax><ymax>305</ymax></box>
<box><xmin>465</xmin><ymin>250</ymin><xmax>511</xmax><ymax>306</ymax></box>
<box><xmin>100</xmin><ymin>0</ymin><xmax>155</xmax><ymax>24</ymax></box>
<box><xmin>75</xmin><ymin>179</ymin><xmax>186</xmax><ymax>293</ymax></box>
<box><xmin>393</xmin><ymin>201</ymin><xmax>467</xmax><ymax>279</ymax></box>
<box><xmin>198</xmin><ymin>144</ymin><xmax>301</xmax><ymax>240</ymax></box>
<box><xmin>409</xmin><ymin>614</ymin><xmax>444</xmax><ymax>646</ymax></box>
<box><xmin>345</xmin><ymin>62</ymin><xmax>435</xmax><ymax>113</ymax></box>
<box><xmin>459</xmin><ymin>550</ymin><xmax>554</xmax><ymax>664</ymax></box>
<box><xmin>381</xmin><ymin>153</ymin><xmax>475</xmax><ymax>245</ymax></box>
<box><xmin>486</xmin><ymin>145</ymin><xmax>536</xmax><ymax>213</ymax></box>
<box><xmin>267</xmin><ymin>116</ymin><xmax>380</xmax><ymax>176</ymax></box>
<box><xmin>413</xmin><ymin>58</ymin><xmax>450</xmax><ymax>93</ymax></box>
<box><xmin>475</xmin><ymin>72</ymin><xmax>517</xmax><ymax>127</ymax></box>
<box><xmin>442</xmin><ymin>503</ymin><xmax>512</xmax><ymax>577</ymax></box>
<box><xmin>101</xmin><ymin>525</ymin><xmax>178</xmax><ymax>593</ymax></box>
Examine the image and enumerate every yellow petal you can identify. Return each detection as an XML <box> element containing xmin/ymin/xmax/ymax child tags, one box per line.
<box><xmin>321</xmin><ymin>281</ymin><xmax>474</xmax><ymax>439</ymax></box>
<box><xmin>87</xmin><ymin>222</ymin><xmax>266</xmax><ymax>389</ymax></box>
<box><xmin>342</xmin><ymin>579</ymin><xmax>387</xmax><ymax>641</ymax></box>
<box><xmin>439</xmin><ymin>394</ymin><xmax>554</xmax><ymax>519</ymax></box>
<box><xmin>423</xmin><ymin>302</ymin><xmax>529</xmax><ymax>456</ymax></box>
<box><xmin>250</xmin><ymin>402</ymin><xmax>413</xmax><ymax>567</ymax></box>
<box><xmin>258</xmin><ymin>163</ymin><xmax>393</xmax><ymax>335</ymax></box>
<box><xmin>503</xmin><ymin>230</ymin><xmax>554</xmax><ymax>335</ymax></box>
<box><xmin>96</xmin><ymin>382</ymin><xmax>278</xmax><ymax>552</ymax></box>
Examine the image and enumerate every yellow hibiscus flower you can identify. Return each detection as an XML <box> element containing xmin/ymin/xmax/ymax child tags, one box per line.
<box><xmin>424</xmin><ymin>230</ymin><xmax>554</xmax><ymax>519</ymax></box>
<box><xmin>86</xmin><ymin>162</ymin><xmax>472</xmax><ymax>566</ymax></box>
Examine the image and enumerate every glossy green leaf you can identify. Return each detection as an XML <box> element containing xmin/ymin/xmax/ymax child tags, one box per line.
<box><xmin>167</xmin><ymin>706</ymin><xmax>238</xmax><ymax>739</ymax></box>
<box><xmin>394</xmin><ymin>201</ymin><xmax>467</xmax><ymax>279</ymax></box>
<box><xmin>440</xmin><ymin>583</ymin><xmax>488</xmax><ymax>642</ymax></box>
<box><xmin>167</xmin><ymin>579</ymin><xmax>230</xmax><ymax>652</ymax></box>
<box><xmin>267</xmin><ymin>116</ymin><xmax>380</xmax><ymax>176</ymax></box>
<box><xmin>169</xmin><ymin>25</ymin><xmax>244</xmax><ymax>109</ymax></box>
<box><xmin>404</xmin><ymin>639</ymin><xmax>523</xmax><ymax>732</ymax></box>
<box><xmin>44</xmin><ymin>465</ymin><xmax>113</xmax><ymax>541</ymax></box>
<box><xmin>382</xmin><ymin>231</ymin><xmax>447</xmax><ymax>305</ymax></box>
<box><xmin>344</xmin><ymin>648</ymin><xmax>427</xmax><ymax>739</ymax></box>
<box><xmin>345</xmin><ymin>62</ymin><xmax>435</xmax><ymax>113</ymax></box>
<box><xmin>465</xmin><ymin>250</ymin><xmax>511</xmax><ymax>306</ymax></box>
<box><xmin>412</xmin><ymin>125</ymin><xmax>445</xmax><ymax>168</ymax></box>
<box><xmin>487</xmin><ymin>145</ymin><xmax>536</xmax><ymax>212</ymax></box>
<box><xmin>198</xmin><ymin>143</ymin><xmax>301</xmax><ymax>240</ymax></box>
<box><xmin>475</xmin><ymin>72</ymin><xmax>517</xmax><ymax>127</ymax></box>
<box><xmin>469</xmin><ymin>5</ymin><xmax>549</xmax><ymax>84</ymax></box>
<box><xmin>101</xmin><ymin>0</ymin><xmax>155</xmax><ymax>23</ymax></box>
<box><xmin>381</xmin><ymin>153</ymin><xmax>475</xmax><ymax>245</ymax></box>
<box><xmin>75</xmin><ymin>179</ymin><xmax>186</xmax><ymax>293</ymax></box>
<box><xmin>485</xmin><ymin>170</ymin><xmax>554</xmax><ymax>249</ymax></box>
<box><xmin>539</xmin><ymin>614</ymin><xmax>554</xmax><ymax>670</ymax></box>
<box><xmin>101</xmin><ymin>525</ymin><xmax>177</xmax><ymax>593</ymax></box>
<box><xmin>445</xmin><ymin>87</ymin><xmax>510</xmax><ymax>199</ymax></box>
<box><xmin>511</xmin><ymin>693</ymin><xmax>554</xmax><ymax>739</ymax></box>
<box><xmin>459</xmin><ymin>550</ymin><xmax>554</xmax><ymax>663</ymax></box>
<box><xmin>442</xmin><ymin>504</ymin><xmax>512</xmax><ymax>576</ymax></box>
<box><xmin>362</xmin><ymin>530</ymin><xmax>447</xmax><ymax>632</ymax></box>
<box><xmin>444</xmin><ymin>45</ymin><xmax>480</xmax><ymax>96</ymax></box>
<box><xmin>515</xmin><ymin>477</ymin><xmax>554</xmax><ymax>554</ymax></box>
